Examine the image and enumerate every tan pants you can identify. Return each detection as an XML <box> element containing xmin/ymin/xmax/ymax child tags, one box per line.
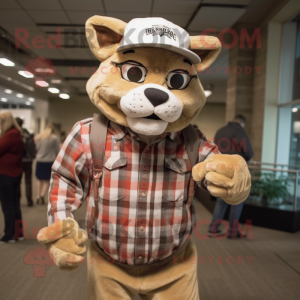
<box><xmin>87</xmin><ymin>240</ymin><xmax>200</xmax><ymax>300</ymax></box>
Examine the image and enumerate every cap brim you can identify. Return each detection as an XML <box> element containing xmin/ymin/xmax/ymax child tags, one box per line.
<box><xmin>116</xmin><ymin>43</ymin><xmax>201</xmax><ymax>64</ymax></box>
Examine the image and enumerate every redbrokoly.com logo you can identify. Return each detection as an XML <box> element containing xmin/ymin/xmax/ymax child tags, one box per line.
<box><xmin>24</xmin><ymin>56</ymin><xmax>57</xmax><ymax>87</ymax></box>
<box><xmin>23</xmin><ymin>246</ymin><xmax>54</xmax><ymax>277</ymax></box>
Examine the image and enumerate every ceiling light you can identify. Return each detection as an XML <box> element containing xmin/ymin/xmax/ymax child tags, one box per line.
<box><xmin>292</xmin><ymin>108</ymin><xmax>298</xmax><ymax>112</ymax></box>
<box><xmin>4</xmin><ymin>89</ymin><xmax>12</xmax><ymax>94</ymax></box>
<box><xmin>25</xmin><ymin>101</ymin><xmax>31</xmax><ymax>105</ymax></box>
<box><xmin>51</xmin><ymin>79</ymin><xmax>62</xmax><ymax>84</ymax></box>
<box><xmin>0</xmin><ymin>58</ymin><xmax>15</xmax><ymax>66</ymax></box>
<box><xmin>59</xmin><ymin>93</ymin><xmax>70</xmax><ymax>99</ymax></box>
<box><xmin>35</xmin><ymin>68</ymin><xmax>55</xmax><ymax>73</ymax></box>
<box><xmin>0</xmin><ymin>74</ymin><xmax>34</xmax><ymax>91</ymax></box>
<box><xmin>18</xmin><ymin>70</ymin><xmax>34</xmax><ymax>78</ymax></box>
<box><xmin>1</xmin><ymin>97</ymin><xmax>7</xmax><ymax>102</ymax></box>
<box><xmin>204</xmin><ymin>90</ymin><xmax>212</xmax><ymax>97</ymax></box>
<box><xmin>28</xmin><ymin>97</ymin><xmax>35</xmax><ymax>102</ymax></box>
<box><xmin>48</xmin><ymin>87</ymin><xmax>60</xmax><ymax>93</ymax></box>
<box><xmin>36</xmin><ymin>80</ymin><xmax>49</xmax><ymax>87</ymax></box>
<box><xmin>16</xmin><ymin>93</ymin><xmax>24</xmax><ymax>98</ymax></box>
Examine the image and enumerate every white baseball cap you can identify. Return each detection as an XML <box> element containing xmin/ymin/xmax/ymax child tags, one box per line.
<box><xmin>116</xmin><ymin>17</ymin><xmax>201</xmax><ymax>64</ymax></box>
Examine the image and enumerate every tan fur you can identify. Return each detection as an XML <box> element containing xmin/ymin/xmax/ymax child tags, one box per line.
<box><xmin>190</xmin><ymin>36</ymin><xmax>222</xmax><ymax>71</ymax></box>
<box><xmin>85</xmin><ymin>16</ymin><xmax>221</xmax><ymax>133</ymax></box>
<box><xmin>86</xmin><ymin>16</ymin><xmax>251</xmax><ymax>204</ymax></box>
<box><xmin>86</xmin><ymin>16</ymin><xmax>127</xmax><ymax>61</ymax></box>
<box><xmin>38</xmin><ymin>218</ymin><xmax>88</xmax><ymax>270</ymax></box>
<box><xmin>192</xmin><ymin>154</ymin><xmax>251</xmax><ymax>204</ymax></box>
<box><xmin>37</xmin><ymin>16</ymin><xmax>251</xmax><ymax>271</ymax></box>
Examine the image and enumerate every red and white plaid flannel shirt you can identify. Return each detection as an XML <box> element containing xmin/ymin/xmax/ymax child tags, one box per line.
<box><xmin>48</xmin><ymin>118</ymin><xmax>219</xmax><ymax>265</ymax></box>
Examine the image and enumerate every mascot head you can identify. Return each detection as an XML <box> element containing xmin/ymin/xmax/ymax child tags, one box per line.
<box><xmin>86</xmin><ymin>16</ymin><xmax>221</xmax><ymax>135</ymax></box>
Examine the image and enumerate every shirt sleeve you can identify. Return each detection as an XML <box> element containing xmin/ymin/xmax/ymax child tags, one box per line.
<box><xmin>35</xmin><ymin>136</ymin><xmax>41</xmax><ymax>153</ymax></box>
<box><xmin>196</xmin><ymin>131</ymin><xmax>220</xmax><ymax>189</ymax></box>
<box><xmin>0</xmin><ymin>131</ymin><xmax>12</xmax><ymax>157</ymax></box>
<box><xmin>237</xmin><ymin>130</ymin><xmax>253</xmax><ymax>162</ymax></box>
<box><xmin>54</xmin><ymin>136</ymin><xmax>61</xmax><ymax>156</ymax></box>
<box><xmin>47</xmin><ymin>122</ymin><xmax>91</xmax><ymax>225</ymax></box>
<box><xmin>198</xmin><ymin>133</ymin><xmax>220</xmax><ymax>163</ymax></box>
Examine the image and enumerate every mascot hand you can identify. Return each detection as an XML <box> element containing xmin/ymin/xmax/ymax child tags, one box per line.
<box><xmin>192</xmin><ymin>154</ymin><xmax>251</xmax><ymax>205</ymax></box>
<box><xmin>37</xmin><ymin>217</ymin><xmax>87</xmax><ymax>271</ymax></box>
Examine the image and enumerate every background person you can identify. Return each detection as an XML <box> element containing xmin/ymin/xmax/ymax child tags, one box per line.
<box><xmin>35</xmin><ymin>124</ymin><xmax>60</xmax><ymax>205</ymax></box>
<box><xmin>0</xmin><ymin>112</ymin><xmax>24</xmax><ymax>243</ymax></box>
<box><xmin>15</xmin><ymin>117</ymin><xmax>36</xmax><ymax>207</ymax></box>
<box><xmin>208</xmin><ymin>115</ymin><xmax>253</xmax><ymax>239</ymax></box>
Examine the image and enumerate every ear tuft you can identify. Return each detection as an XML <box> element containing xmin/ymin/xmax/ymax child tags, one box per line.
<box><xmin>93</xmin><ymin>25</ymin><xmax>123</xmax><ymax>48</ymax></box>
<box><xmin>190</xmin><ymin>36</ymin><xmax>222</xmax><ymax>70</ymax></box>
<box><xmin>86</xmin><ymin>16</ymin><xmax>127</xmax><ymax>62</ymax></box>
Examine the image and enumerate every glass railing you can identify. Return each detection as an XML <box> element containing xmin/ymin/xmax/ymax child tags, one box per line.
<box><xmin>247</xmin><ymin>162</ymin><xmax>300</xmax><ymax>211</ymax></box>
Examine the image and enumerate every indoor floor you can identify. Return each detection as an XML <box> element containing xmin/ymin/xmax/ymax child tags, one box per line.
<box><xmin>0</xmin><ymin>178</ymin><xmax>300</xmax><ymax>300</ymax></box>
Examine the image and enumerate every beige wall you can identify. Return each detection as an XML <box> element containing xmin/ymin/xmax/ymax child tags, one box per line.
<box><xmin>48</xmin><ymin>97</ymin><xmax>97</xmax><ymax>134</ymax></box>
<box><xmin>193</xmin><ymin>103</ymin><xmax>226</xmax><ymax>142</ymax></box>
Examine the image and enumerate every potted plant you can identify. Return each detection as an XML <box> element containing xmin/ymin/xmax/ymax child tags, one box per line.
<box><xmin>250</xmin><ymin>172</ymin><xmax>290</xmax><ymax>206</ymax></box>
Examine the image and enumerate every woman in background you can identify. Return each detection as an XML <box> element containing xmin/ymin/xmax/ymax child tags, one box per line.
<box><xmin>0</xmin><ymin>112</ymin><xmax>24</xmax><ymax>243</ymax></box>
<box><xmin>35</xmin><ymin>124</ymin><xmax>60</xmax><ymax>204</ymax></box>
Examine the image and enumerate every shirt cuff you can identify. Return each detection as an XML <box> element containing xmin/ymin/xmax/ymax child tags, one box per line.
<box><xmin>196</xmin><ymin>178</ymin><xmax>209</xmax><ymax>192</ymax></box>
<box><xmin>48</xmin><ymin>211</ymin><xmax>74</xmax><ymax>225</ymax></box>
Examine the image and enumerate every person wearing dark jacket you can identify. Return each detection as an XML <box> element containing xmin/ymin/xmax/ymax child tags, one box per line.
<box><xmin>208</xmin><ymin>115</ymin><xmax>253</xmax><ymax>239</ymax></box>
<box><xmin>16</xmin><ymin>117</ymin><xmax>36</xmax><ymax>207</ymax></box>
<box><xmin>0</xmin><ymin>112</ymin><xmax>24</xmax><ymax>243</ymax></box>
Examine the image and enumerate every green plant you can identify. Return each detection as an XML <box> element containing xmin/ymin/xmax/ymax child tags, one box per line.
<box><xmin>251</xmin><ymin>172</ymin><xmax>290</xmax><ymax>205</ymax></box>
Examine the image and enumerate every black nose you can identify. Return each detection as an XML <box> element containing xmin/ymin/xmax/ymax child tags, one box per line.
<box><xmin>144</xmin><ymin>88</ymin><xmax>169</xmax><ymax>107</ymax></box>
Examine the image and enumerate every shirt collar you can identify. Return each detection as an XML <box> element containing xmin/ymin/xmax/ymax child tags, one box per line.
<box><xmin>109</xmin><ymin>121</ymin><xmax>127</xmax><ymax>141</ymax></box>
<box><xmin>109</xmin><ymin>121</ymin><xmax>181</xmax><ymax>144</ymax></box>
<box><xmin>228</xmin><ymin>121</ymin><xmax>242</xmax><ymax>128</ymax></box>
<box><xmin>167</xmin><ymin>131</ymin><xmax>181</xmax><ymax>144</ymax></box>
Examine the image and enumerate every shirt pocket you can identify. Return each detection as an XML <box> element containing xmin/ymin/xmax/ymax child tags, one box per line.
<box><xmin>162</xmin><ymin>158</ymin><xmax>192</xmax><ymax>203</ymax></box>
<box><xmin>100</xmin><ymin>156</ymin><xmax>127</xmax><ymax>201</ymax></box>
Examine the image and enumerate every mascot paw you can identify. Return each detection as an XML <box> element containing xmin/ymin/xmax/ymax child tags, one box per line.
<box><xmin>37</xmin><ymin>218</ymin><xmax>88</xmax><ymax>270</ymax></box>
<box><xmin>192</xmin><ymin>154</ymin><xmax>251</xmax><ymax>205</ymax></box>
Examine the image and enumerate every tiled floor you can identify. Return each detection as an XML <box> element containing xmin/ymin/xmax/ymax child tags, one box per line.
<box><xmin>0</xmin><ymin>179</ymin><xmax>300</xmax><ymax>300</ymax></box>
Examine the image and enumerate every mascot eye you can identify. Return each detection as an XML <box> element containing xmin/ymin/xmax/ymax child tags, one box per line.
<box><xmin>112</xmin><ymin>61</ymin><xmax>147</xmax><ymax>83</ymax></box>
<box><xmin>166</xmin><ymin>70</ymin><xmax>197</xmax><ymax>90</ymax></box>
<box><xmin>121</xmin><ymin>64</ymin><xmax>147</xmax><ymax>83</ymax></box>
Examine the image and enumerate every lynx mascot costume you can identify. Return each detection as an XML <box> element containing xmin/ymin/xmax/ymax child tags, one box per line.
<box><xmin>38</xmin><ymin>16</ymin><xmax>251</xmax><ymax>300</ymax></box>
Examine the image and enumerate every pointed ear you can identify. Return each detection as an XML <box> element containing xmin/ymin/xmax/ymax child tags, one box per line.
<box><xmin>85</xmin><ymin>16</ymin><xmax>127</xmax><ymax>61</ymax></box>
<box><xmin>190</xmin><ymin>36</ymin><xmax>222</xmax><ymax>70</ymax></box>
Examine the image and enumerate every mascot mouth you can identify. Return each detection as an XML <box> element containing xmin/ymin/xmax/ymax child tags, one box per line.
<box><xmin>126</xmin><ymin>116</ymin><xmax>168</xmax><ymax>135</ymax></box>
<box><xmin>143</xmin><ymin>113</ymin><xmax>162</xmax><ymax>121</ymax></box>
<box><xmin>120</xmin><ymin>84</ymin><xmax>183</xmax><ymax>135</ymax></box>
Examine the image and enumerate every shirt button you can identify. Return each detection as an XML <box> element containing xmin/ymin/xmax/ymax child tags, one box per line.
<box><xmin>106</xmin><ymin>164</ymin><xmax>111</xmax><ymax>169</ymax></box>
<box><xmin>139</xmin><ymin>226</ymin><xmax>144</xmax><ymax>231</ymax></box>
<box><xmin>141</xmin><ymin>192</ymin><xmax>146</xmax><ymax>197</ymax></box>
<box><xmin>138</xmin><ymin>256</ymin><xmax>143</xmax><ymax>260</ymax></box>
